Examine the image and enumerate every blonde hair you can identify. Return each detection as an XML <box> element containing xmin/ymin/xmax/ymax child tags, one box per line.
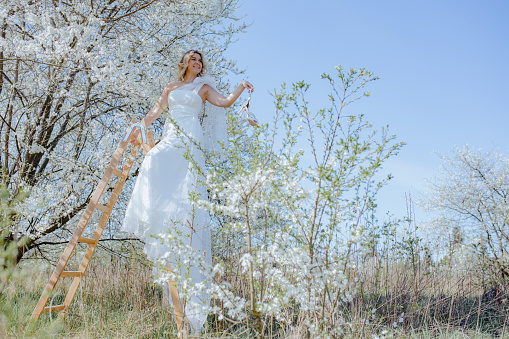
<box><xmin>177</xmin><ymin>50</ymin><xmax>207</xmax><ymax>81</ymax></box>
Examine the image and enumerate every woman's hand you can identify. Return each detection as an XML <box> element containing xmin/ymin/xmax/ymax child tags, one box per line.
<box><xmin>241</xmin><ymin>80</ymin><xmax>254</xmax><ymax>93</ymax></box>
<box><xmin>203</xmin><ymin>80</ymin><xmax>254</xmax><ymax>108</ymax></box>
<box><xmin>130</xmin><ymin>128</ymin><xmax>140</xmax><ymax>144</ymax></box>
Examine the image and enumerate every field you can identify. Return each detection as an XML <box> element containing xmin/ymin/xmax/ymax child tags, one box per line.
<box><xmin>2</xmin><ymin>246</ymin><xmax>508</xmax><ymax>338</ymax></box>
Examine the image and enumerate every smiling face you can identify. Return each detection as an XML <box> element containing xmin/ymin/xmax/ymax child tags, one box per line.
<box><xmin>186</xmin><ymin>52</ymin><xmax>203</xmax><ymax>76</ymax></box>
<box><xmin>177</xmin><ymin>50</ymin><xmax>206</xmax><ymax>81</ymax></box>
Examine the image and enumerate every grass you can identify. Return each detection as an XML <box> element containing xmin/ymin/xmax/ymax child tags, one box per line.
<box><xmin>2</xmin><ymin>256</ymin><xmax>181</xmax><ymax>338</ymax></box>
<box><xmin>355</xmin><ymin>258</ymin><xmax>509</xmax><ymax>338</ymax></box>
<box><xmin>1</xmin><ymin>247</ymin><xmax>509</xmax><ymax>338</ymax></box>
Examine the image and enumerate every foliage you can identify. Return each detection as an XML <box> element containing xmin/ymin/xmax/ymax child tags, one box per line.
<box><xmin>153</xmin><ymin>66</ymin><xmax>404</xmax><ymax>338</ymax></box>
<box><xmin>0</xmin><ymin>0</ymin><xmax>246</xmax><ymax>264</ymax></box>
<box><xmin>0</xmin><ymin>183</ymin><xmax>29</xmax><ymax>296</ymax></box>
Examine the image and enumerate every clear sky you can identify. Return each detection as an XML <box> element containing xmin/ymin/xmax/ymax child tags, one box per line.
<box><xmin>224</xmin><ymin>0</ymin><xmax>509</xmax><ymax>222</ymax></box>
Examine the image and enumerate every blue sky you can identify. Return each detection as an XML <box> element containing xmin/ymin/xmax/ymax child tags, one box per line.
<box><xmin>224</xmin><ymin>0</ymin><xmax>509</xmax><ymax>221</ymax></box>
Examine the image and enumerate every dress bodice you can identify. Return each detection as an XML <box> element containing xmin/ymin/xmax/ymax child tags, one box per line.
<box><xmin>162</xmin><ymin>89</ymin><xmax>204</xmax><ymax>140</ymax></box>
<box><xmin>168</xmin><ymin>89</ymin><xmax>203</xmax><ymax>118</ymax></box>
<box><xmin>160</xmin><ymin>76</ymin><xmax>227</xmax><ymax>156</ymax></box>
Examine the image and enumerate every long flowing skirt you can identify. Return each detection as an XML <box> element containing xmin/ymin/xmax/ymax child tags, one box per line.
<box><xmin>121</xmin><ymin>130</ymin><xmax>211</xmax><ymax>331</ymax></box>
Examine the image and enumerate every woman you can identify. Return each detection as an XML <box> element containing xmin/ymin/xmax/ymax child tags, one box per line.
<box><xmin>121</xmin><ymin>50</ymin><xmax>253</xmax><ymax>331</ymax></box>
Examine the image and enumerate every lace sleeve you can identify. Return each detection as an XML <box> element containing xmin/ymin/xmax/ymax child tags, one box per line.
<box><xmin>192</xmin><ymin>75</ymin><xmax>228</xmax><ymax>160</ymax></box>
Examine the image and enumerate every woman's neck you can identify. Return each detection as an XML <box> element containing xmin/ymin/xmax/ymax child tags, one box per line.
<box><xmin>182</xmin><ymin>74</ymin><xmax>198</xmax><ymax>84</ymax></box>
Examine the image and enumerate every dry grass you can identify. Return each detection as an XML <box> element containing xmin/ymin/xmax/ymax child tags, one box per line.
<box><xmin>352</xmin><ymin>257</ymin><xmax>509</xmax><ymax>338</ymax></box>
<box><xmin>2</xmin><ymin>254</ymin><xmax>181</xmax><ymax>338</ymax></box>
<box><xmin>2</xmin><ymin>248</ymin><xmax>509</xmax><ymax>338</ymax></box>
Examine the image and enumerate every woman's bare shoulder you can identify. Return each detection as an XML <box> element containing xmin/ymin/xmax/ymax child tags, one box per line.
<box><xmin>165</xmin><ymin>81</ymin><xmax>181</xmax><ymax>92</ymax></box>
<box><xmin>198</xmin><ymin>83</ymin><xmax>214</xmax><ymax>94</ymax></box>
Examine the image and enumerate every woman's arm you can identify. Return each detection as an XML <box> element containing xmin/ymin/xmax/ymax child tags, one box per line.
<box><xmin>141</xmin><ymin>82</ymin><xmax>177</xmax><ymax>127</ymax></box>
<box><xmin>202</xmin><ymin>80</ymin><xmax>254</xmax><ymax>108</ymax></box>
<box><xmin>129</xmin><ymin>83</ymin><xmax>176</xmax><ymax>143</ymax></box>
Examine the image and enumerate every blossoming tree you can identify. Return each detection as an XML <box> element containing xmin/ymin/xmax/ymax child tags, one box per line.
<box><xmin>0</xmin><ymin>0</ymin><xmax>245</xmax><ymax>266</ymax></box>
<box><xmin>423</xmin><ymin>146</ymin><xmax>509</xmax><ymax>284</ymax></box>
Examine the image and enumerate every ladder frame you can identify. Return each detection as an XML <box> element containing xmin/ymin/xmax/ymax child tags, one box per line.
<box><xmin>31</xmin><ymin>121</ymin><xmax>186</xmax><ymax>332</ymax></box>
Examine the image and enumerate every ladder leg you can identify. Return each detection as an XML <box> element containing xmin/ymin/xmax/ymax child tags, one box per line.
<box><xmin>167</xmin><ymin>266</ymin><xmax>186</xmax><ymax>336</ymax></box>
<box><xmin>31</xmin><ymin>206</ymin><xmax>93</xmax><ymax>320</ymax></box>
<box><xmin>57</xmin><ymin>277</ymin><xmax>81</xmax><ymax>319</ymax></box>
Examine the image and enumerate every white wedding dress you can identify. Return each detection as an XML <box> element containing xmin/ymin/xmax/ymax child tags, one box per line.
<box><xmin>121</xmin><ymin>75</ymin><xmax>226</xmax><ymax>332</ymax></box>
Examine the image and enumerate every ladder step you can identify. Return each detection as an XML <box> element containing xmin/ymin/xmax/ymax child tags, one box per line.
<box><xmin>95</xmin><ymin>204</ymin><xmax>110</xmax><ymax>213</ymax></box>
<box><xmin>112</xmin><ymin>168</ymin><xmax>124</xmax><ymax>178</ymax></box>
<box><xmin>78</xmin><ymin>237</ymin><xmax>98</xmax><ymax>245</ymax></box>
<box><xmin>42</xmin><ymin>304</ymin><xmax>66</xmax><ymax>314</ymax></box>
<box><xmin>61</xmin><ymin>271</ymin><xmax>84</xmax><ymax>278</ymax></box>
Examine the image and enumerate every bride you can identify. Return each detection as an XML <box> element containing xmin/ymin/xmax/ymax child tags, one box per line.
<box><xmin>121</xmin><ymin>50</ymin><xmax>253</xmax><ymax>332</ymax></box>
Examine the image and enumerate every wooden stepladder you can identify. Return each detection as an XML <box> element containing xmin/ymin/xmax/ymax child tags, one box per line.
<box><xmin>30</xmin><ymin>121</ymin><xmax>161</xmax><ymax>321</ymax></box>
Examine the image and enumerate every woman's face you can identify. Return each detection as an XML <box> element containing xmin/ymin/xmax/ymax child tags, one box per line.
<box><xmin>186</xmin><ymin>52</ymin><xmax>202</xmax><ymax>76</ymax></box>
